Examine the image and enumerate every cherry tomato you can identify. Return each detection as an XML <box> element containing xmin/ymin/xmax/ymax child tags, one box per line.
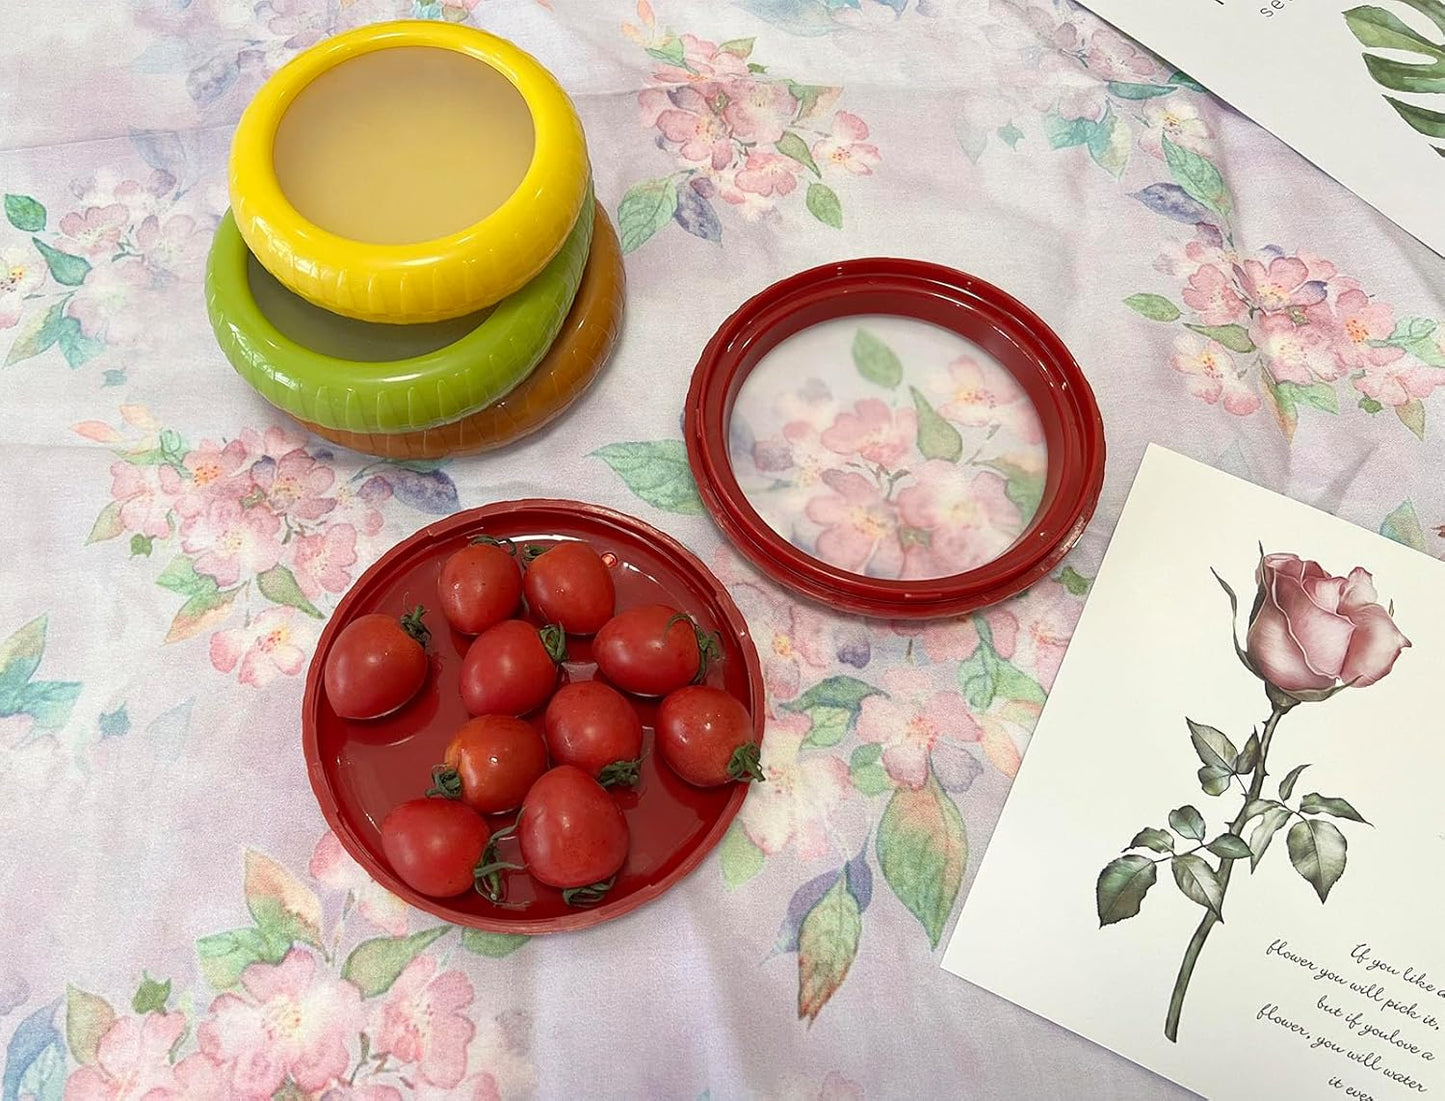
<box><xmin>523</xmin><ymin>541</ymin><xmax>615</xmax><ymax>635</ymax></box>
<box><xmin>593</xmin><ymin>604</ymin><xmax>720</xmax><ymax>697</ymax></box>
<box><xmin>380</xmin><ymin>798</ymin><xmax>490</xmax><ymax>898</ymax></box>
<box><xmin>656</xmin><ymin>685</ymin><xmax>762</xmax><ymax>787</ymax></box>
<box><xmin>543</xmin><ymin>681</ymin><xmax>643</xmax><ymax>787</ymax></box>
<box><xmin>429</xmin><ymin>715</ymin><xmax>549</xmax><ymax>814</ymax></box>
<box><xmin>324</xmin><ymin>608</ymin><xmax>430</xmax><ymax>720</ymax></box>
<box><xmin>459</xmin><ymin>619</ymin><xmax>566</xmax><ymax>716</ymax></box>
<box><xmin>518</xmin><ymin>765</ymin><xmax>629</xmax><ymax>900</ymax></box>
<box><xmin>438</xmin><ymin>539</ymin><xmax>521</xmax><ymax>635</ymax></box>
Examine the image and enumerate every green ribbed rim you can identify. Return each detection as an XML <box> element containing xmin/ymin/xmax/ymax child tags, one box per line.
<box><xmin>206</xmin><ymin>186</ymin><xmax>594</xmax><ymax>434</ymax></box>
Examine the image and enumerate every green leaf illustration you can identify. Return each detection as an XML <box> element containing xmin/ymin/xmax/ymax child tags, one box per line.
<box><xmin>56</xmin><ymin>316</ymin><xmax>103</xmax><ymax>369</ymax></box>
<box><xmin>717</xmin><ymin>37</ymin><xmax>755</xmax><ymax>58</ymax></box>
<box><xmin>956</xmin><ymin>629</ymin><xmax>1047</xmax><ymax>710</ymax></box>
<box><xmin>776</xmin><ymin>131</ymin><xmax>821</xmax><ymax>177</ymax></box>
<box><xmin>1162</xmin><ymin>136</ymin><xmax>1232</xmax><ymax>217</ymax></box>
<box><xmin>244</xmin><ymin>849</ymin><xmax>322</xmax><ymax>950</ymax></box>
<box><xmin>910</xmin><ymin>386</ymin><xmax>963</xmax><ymax>462</ymax></box>
<box><xmin>876</xmin><ymin>771</ymin><xmax>967</xmax><ymax>947</ymax></box>
<box><xmin>131</xmin><ymin>974</ymin><xmax>171</xmax><ymax>1015</ymax></box>
<box><xmin>645</xmin><ymin>38</ymin><xmax>686</xmax><ymax>66</ymax></box>
<box><xmin>1240</xmin><ymin>798</ymin><xmax>1283</xmax><ymax>821</ymax></box>
<box><xmin>460</xmin><ymin>930</ymin><xmax>530</xmax><ymax>958</ymax></box>
<box><xmin>1107</xmin><ymin>80</ymin><xmax>1177</xmax><ymax>99</ymax></box>
<box><xmin>797</xmin><ymin>872</ymin><xmax>862</xmax><ymax>1023</ymax></box>
<box><xmin>1279</xmin><ymin>763</ymin><xmax>1310</xmax><ymax>801</ymax></box>
<box><xmin>1185</xmin><ymin>323</ymin><xmax>1255</xmax><ymax>354</ymax></box>
<box><xmin>1276</xmin><ymin>380</ymin><xmax>1339</xmax><ymax>415</ymax></box>
<box><xmin>1300</xmin><ymin>793</ymin><xmax>1369</xmax><ymax>824</ymax></box>
<box><xmin>997</xmin><ymin>122</ymin><xmax>1024</xmax><ymax>148</ymax></box>
<box><xmin>591</xmin><ymin>440</ymin><xmax>704</xmax><ymax>515</ymax></box>
<box><xmin>1380</xmin><ymin>499</ymin><xmax>1428</xmax><ymax>551</ymax></box>
<box><xmin>1172</xmin><ymin>853</ymin><xmax>1225</xmax><ymax>919</ymax></box>
<box><xmin>1236</xmin><ymin>732</ymin><xmax>1261</xmax><ymax>775</ymax></box>
<box><xmin>0</xmin><ymin>616</ymin><xmax>46</xmax><ymax>704</ymax></box>
<box><xmin>1396</xmin><ymin>398</ymin><xmax>1426</xmax><ymax>440</ymax></box>
<box><xmin>1043</xmin><ymin>112</ymin><xmax>1096</xmax><ymax>149</ymax></box>
<box><xmin>1287</xmin><ymin>819</ymin><xmax>1348</xmax><ymax>902</ymax></box>
<box><xmin>1124</xmin><ymin>293</ymin><xmax>1181</xmax><ymax>322</ymax></box>
<box><xmin>1248</xmin><ymin>805</ymin><xmax>1294</xmax><ymax>870</ymax></box>
<box><xmin>85</xmin><ymin>501</ymin><xmax>125</xmax><ymax>544</ymax></box>
<box><xmin>983</xmin><ymin>459</ymin><xmax>1046</xmax><ymax>519</ymax></box>
<box><xmin>1096</xmin><ymin>854</ymin><xmax>1157</xmax><ymax>926</ymax></box>
<box><xmin>1129</xmin><ymin>827</ymin><xmax>1175</xmax><ymax>854</ymax></box>
<box><xmin>65</xmin><ymin>986</ymin><xmax>115</xmax><ymax>1065</ymax></box>
<box><xmin>1187</xmin><ymin>718</ymin><xmax>1238</xmax><ymax>772</ymax></box>
<box><xmin>196</xmin><ymin>927</ymin><xmax>283</xmax><ymax>990</ymax></box>
<box><xmin>849</xmin><ymin>743</ymin><xmax>892</xmax><ymax>796</ymax></box>
<box><xmin>1206</xmin><ymin>833</ymin><xmax>1253</xmax><ymax>860</ymax></box>
<box><xmin>165</xmin><ymin>590</ymin><xmax>237</xmax><ymax>644</ymax></box>
<box><xmin>342</xmin><ymin>927</ymin><xmax>450</xmax><ymax>998</ymax></box>
<box><xmin>783</xmin><ymin>675</ymin><xmax>884</xmax><ymax>748</ymax></box>
<box><xmin>32</xmin><ymin>238</ymin><xmax>90</xmax><ymax>286</ymax></box>
<box><xmin>1086</xmin><ymin>109</ymin><xmax>1131</xmax><ymax>177</ymax></box>
<box><xmin>256</xmin><ymin>564</ymin><xmax>323</xmax><ymax>619</ymax></box>
<box><xmin>851</xmin><ymin>328</ymin><xmax>902</xmax><ymax>388</ymax></box>
<box><xmin>5</xmin><ymin>300</ymin><xmax>66</xmax><ymax>365</ymax></box>
<box><xmin>717</xmin><ymin>822</ymin><xmax>765</xmax><ymax>888</ymax></box>
<box><xmin>1345</xmin><ymin>1</ymin><xmax>1445</xmax><ymax>155</ymax></box>
<box><xmin>806</xmin><ymin>182</ymin><xmax>843</xmax><ymax>229</ymax></box>
<box><xmin>1169</xmin><ymin>71</ymin><xmax>1208</xmax><ymax>92</ymax></box>
<box><xmin>1056</xmin><ymin>566</ymin><xmax>1091</xmax><ymax>595</ymax></box>
<box><xmin>4</xmin><ymin>194</ymin><xmax>46</xmax><ymax>232</ymax></box>
<box><xmin>155</xmin><ymin>556</ymin><xmax>217</xmax><ymax>599</ymax></box>
<box><xmin>1381</xmin><ymin>316</ymin><xmax>1444</xmax><ymax>363</ymax></box>
<box><xmin>16</xmin><ymin>680</ymin><xmax>81</xmax><ymax>731</ymax></box>
<box><xmin>617</xmin><ymin>177</ymin><xmax>678</xmax><ymax>254</ymax></box>
<box><xmin>1198</xmin><ymin>765</ymin><xmax>1233</xmax><ymax>796</ymax></box>
<box><xmin>1168</xmin><ymin>805</ymin><xmax>1207</xmax><ymax>841</ymax></box>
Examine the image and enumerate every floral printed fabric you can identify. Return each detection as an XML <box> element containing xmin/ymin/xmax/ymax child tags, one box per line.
<box><xmin>2</xmin><ymin>0</ymin><xmax>1443</xmax><ymax>1098</ymax></box>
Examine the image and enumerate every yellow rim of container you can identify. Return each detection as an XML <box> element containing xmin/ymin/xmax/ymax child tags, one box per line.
<box><xmin>228</xmin><ymin>20</ymin><xmax>590</xmax><ymax>324</ymax></box>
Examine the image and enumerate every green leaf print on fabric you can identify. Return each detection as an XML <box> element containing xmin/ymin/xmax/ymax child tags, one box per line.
<box><xmin>256</xmin><ymin>564</ymin><xmax>323</xmax><ymax>619</ymax></box>
<box><xmin>796</xmin><ymin>870</ymin><xmax>863</xmax><ymax>1023</ymax></box>
<box><xmin>1124</xmin><ymin>294</ymin><xmax>1181</xmax><ymax>323</ymax></box>
<box><xmin>30</xmin><ymin>238</ymin><xmax>90</xmax><ymax>287</ymax></box>
<box><xmin>781</xmin><ymin>675</ymin><xmax>885</xmax><ymax>748</ymax></box>
<box><xmin>875</xmin><ymin>769</ymin><xmax>967</xmax><ymax>948</ymax></box>
<box><xmin>0</xmin><ymin>616</ymin><xmax>81</xmax><ymax>735</ymax></box>
<box><xmin>342</xmin><ymin>928</ymin><xmax>450</xmax><ymax>998</ymax></box>
<box><xmin>851</xmin><ymin>328</ymin><xmax>902</xmax><ymax>388</ymax></box>
<box><xmin>460</xmin><ymin>930</ymin><xmax>530</xmax><ymax>958</ymax></box>
<box><xmin>1379</xmin><ymin>499</ymin><xmax>1427</xmax><ymax>551</ymax></box>
<box><xmin>64</xmin><ymin>987</ymin><xmax>115</xmax><ymax>1066</ymax></box>
<box><xmin>909</xmin><ymin>386</ymin><xmax>963</xmax><ymax>462</ymax></box>
<box><xmin>4</xmin><ymin>194</ymin><xmax>46</xmax><ymax>232</ymax></box>
<box><xmin>617</xmin><ymin>177</ymin><xmax>679</xmax><ymax>254</ymax></box>
<box><xmin>718</xmin><ymin>822</ymin><xmax>766</xmax><ymax>889</ymax></box>
<box><xmin>1162</xmin><ymin>136</ymin><xmax>1232</xmax><ymax>218</ymax></box>
<box><xmin>805</xmin><ymin>182</ymin><xmax>843</xmax><ymax>229</ymax></box>
<box><xmin>243</xmin><ymin>850</ymin><xmax>323</xmax><ymax>950</ymax></box>
<box><xmin>592</xmin><ymin>440</ymin><xmax>704</xmax><ymax>515</ymax></box>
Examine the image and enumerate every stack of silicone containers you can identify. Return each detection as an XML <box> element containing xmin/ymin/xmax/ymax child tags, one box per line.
<box><xmin>207</xmin><ymin>21</ymin><xmax>623</xmax><ymax>459</ymax></box>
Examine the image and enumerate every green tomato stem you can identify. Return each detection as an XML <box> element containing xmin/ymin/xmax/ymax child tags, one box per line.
<box><xmin>400</xmin><ymin>606</ymin><xmax>431</xmax><ymax>649</ymax></box>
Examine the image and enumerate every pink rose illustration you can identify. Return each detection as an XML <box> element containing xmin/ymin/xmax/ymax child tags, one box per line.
<box><xmin>210</xmin><ymin>606</ymin><xmax>309</xmax><ymax>687</ymax></box>
<box><xmin>58</xmin><ymin>203</ymin><xmax>129</xmax><ymax>258</ymax></box>
<box><xmin>819</xmin><ymin>398</ymin><xmax>915</xmax><ymax>467</ymax></box>
<box><xmin>805</xmin><ymin>470</ymin><xmax>904</xmax><ymax>578</ymax></box>
<box><xmin>253</xmin><ymin>448</ymin><xmax>336</xmax><ymax>522</ymax></box>
<box><xmin>1237</xmin><ymin>256</ymin><xmax>1327</xmax><ymax>313</ymax></box>
<box><xmin>372</xmin><ymin>956</ymin><xmax>476</xmax><ymax>1089</ymax></box>
<box><xmin>1245</xmin><ymin>553</ymin><xmax>1411</xmax><ymax>696</ymax></box>
<box><xmin>290</xmin><ymin>523</ymin><xmax>358</xmax><ymax>599</ymax></box>
<box><xmin>198</xmin><ymin>948</ymin><xmax>364</xmax><ymax>1097</ymax></box>
<box><xmin>720</xmin><ymin>78</ymin><xmax>799</xmax><ymax>145</ymax></box>
<box><xmin>179</xmin><ymin>497</ymin><xmax>283</xmax><ymax>586</ymax></box>
<box><xmin>1181</xmin><ymin>264</ymin><xmax>1247</xmax><ymax>326</ymax></box>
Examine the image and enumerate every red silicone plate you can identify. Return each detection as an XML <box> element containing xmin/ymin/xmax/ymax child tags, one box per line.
<box><xmin>302</xmin><ymin>500</ymin><xmax>764</xmax><ymax>934</ymax></box>
<box><xmin>685</xmin><ymin>258</ymin><xmax>1106</xmax><ymax>619</ymax></box>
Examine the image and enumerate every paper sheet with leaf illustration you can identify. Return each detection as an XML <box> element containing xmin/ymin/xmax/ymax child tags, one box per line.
<box><xmin>942</xmin><ymin>446</ymin><xmax>1445</xmax><ymax>1100</ymax></box>
<box><xmin>1073</xmin><ymin>0</ymin><xmax>1445</xmax><ymax>257</ymax></box>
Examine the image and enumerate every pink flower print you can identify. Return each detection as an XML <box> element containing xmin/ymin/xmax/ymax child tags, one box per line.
<box><xmin>57</xmin><ymin>204</ymin><xmax>129</xmax><ymax>258</ymax></box>
<box><xmin>729</xmin><ymin>151</ymin><xmax>802</xmax><ymax>200</ymax></box>
<box><xmin>198</xmin><ymin>948</ymin><xmax>364</xmax><ymax>1097</ymax></box>
<box><xmin>236</xmin><ymin>424</ymin><xmax>311</xmax><ymax>465</ymax></box>
<box><xmin>1181</xmin><ymin>264</ymin><xmax>1247</xmax><ymax>326</ymax></box>
<box><xmin>1138</xmin><ymin>96</ymin><xmax>1212</xmax><ymax>159</ymax></box>
<box><xmin>1085</xmin><ymin>28</ymin><xmax>1160</xmax><ymax>81</ymax></box>
<box><xmin>1319</xmin><ymin>289</ymin><xmax>1404</xmax><ymax>371</ymax></box>
<box><xmin>252</xmin><ymin>448</ymin><xmax>336</xmax><ymax>522</ymax></box>
<box><xmin>1238</xmin><ymin>256</ymin><xmax>1327</xmax><ymax>314</ymax></box>
<box><xmin>180</xmin><ymin>497</ymin><xmax>282</xmax><ymax>586</ymax></box>
<box><xmin>650</xmin><ymin>34</ymin><xmax>752</xmax><ymax>85</ymax></box>
<box><xmin>1027</xmin><ymin>54</ymin><xmax>1108</xmax><ymax>122</ymax></box>
<box><xmin>891</xmin><ymin>607</ymin><xmax>1019</xmax><ymax>664</ymax></box>
<box><xmin>1</xmin><ymin>246</ymin><xmax>46</xmax><ymax>328</ymax></box>
<box><xmin>820</xmin><ymin>398</ymin><xmax>915</xmax><ymax>467</ymax></box>
<box><xmin>1169</xmin><ymin>333</ymin><xmax>1260</xmax><ymax>415</ymax></box>
<box><xmin>762</xmin><ymin>604</ymin><xmax>834</xmax><ymax>701</ymax></box>
<box><xmin>177</xmin><ymin>437</ymin><xmax>253</xmax><ymax>515</ymax></box>
<box><xmin>895</xmin><ymin>463</ymin><xmax>1024</xmax><ymax>577</ymax></box>
<box><xmin>318</xmin><ymin>1085</ymin><xmax>403</xmax><ymax>1101</ymax></box>
<box><xmin>924</xmin><ymin>354</ymin><xmax>1045</xmax><ymax>444</ymax></box>
<box><xmin>69</xmin><ymin>258</ymin><xmax>152</xmax><ymax>344</ymax></box>
<box><xmin>806</xmin><ymin>470</ymin><xmax>904</xmax><ymax>577</ymax></box>
<box><xmin>1007</xmin><ymin>578</ymin><xmax>1079</xmax><ymax>691</ymax></box>
<box><xmin>134</xmin><ymin>213</ymin><xmax>200</xmax><ymax>280</ymax></box>
<box><xmin>1352</xmin><ymin>356</ymin><xmax>1445</xmax><ymax>407</ymax></box>
<box><xmin>372</xmin><ymin>956</ymin><xmax>476</xmax><ymax>1089</ymax></box>
<box><xmin>210</xmin><ymin>607</ymin><xmax>309</xmax><ymax>687</ymax></box>
<box><xmin>1249</xmin><ymin>313</ymin><xmax>1344</xmax><ymax>384</ymax></box>
<box><xmin>855</xmin><ymin>671</ymin><xmax>981</xmax><ymax>789</ymax></box>
<box><xmin>110</xmin><ymin>460</ymin><xmax>183</xmax><ymax>539</ymax></box>
<box><xmin>291</xmin><ymin>523</ymin><xmax>357</xmax><ymax>599</ymax></box>
<box><xmin>720</xmin><ymin>78</ymin><xmax>799</xmax><ymax>145</ymax></box>
<box><xmin>737</xmin><ymin>713</ymin><xmax>851</xmax><ymax>859</ymax></box>
<box><xmin>170</xmin><ymin>1053</ymin><xmax>246</xmax><ymax>1100</ymax></box>
<box><xmin>62</xmin><ymin>1011</ymin><xmax>187</xmax><ymax>1101</ymax></box>
<box><xmin>655</xmin><ymin>86</ymin><xmax>736</xmax><ymax>170</ymax></box>
<box><xmin>811</xmin><ymin>112</ymin><xmax>881</xmax><ymax>176</ymax></box>
<box><xmin>310</xmin><ymin>830</ymin><xmax>409</xmax><ymax>936</ymax></box>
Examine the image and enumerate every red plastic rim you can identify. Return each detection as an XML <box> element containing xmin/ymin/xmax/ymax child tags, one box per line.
<box><xmin>301</xmin><ymin>499</ymin><xmax>765</xmax><ymax>934</ymax></box>
<box><xmin>684</xmin><ymin>258</ymin><xmax>1106</xmax><ymax>619</ymax></box>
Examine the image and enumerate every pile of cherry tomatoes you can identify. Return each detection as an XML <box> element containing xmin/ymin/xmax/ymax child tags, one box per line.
<box><xmin>322</xmin><ymin>536</ymin><xmax>761</xmax><ymax>908</ymax></box>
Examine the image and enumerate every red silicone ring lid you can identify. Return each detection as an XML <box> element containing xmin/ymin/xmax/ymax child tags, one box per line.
<box><xmin>684</xmin><ymin>258</ymin><xmax>1105</xmax><ymax>619</ymax></box>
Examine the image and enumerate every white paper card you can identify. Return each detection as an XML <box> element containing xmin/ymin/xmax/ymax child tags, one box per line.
<box><xmin>1074</xmin><ymin>0</ymin><xmax>1445</xmax><ymax>256</ymax></box>
<box><xmin>943</xmin><ymin>446</ymin><xmax>1445</xmax><ymax>1101</ymax></box>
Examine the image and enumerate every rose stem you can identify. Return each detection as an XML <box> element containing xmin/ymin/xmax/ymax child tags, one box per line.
<box><xmin>1164</xmin><ymin>703</ymin><xmax>1287</xmax><ymax>1042</ymax></box>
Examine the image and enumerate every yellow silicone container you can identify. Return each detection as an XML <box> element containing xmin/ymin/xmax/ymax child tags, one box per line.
<box><xmin>228</xmin><ymin>20</ymin><xmax>590</xmax><ymax>324</ymax></box>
